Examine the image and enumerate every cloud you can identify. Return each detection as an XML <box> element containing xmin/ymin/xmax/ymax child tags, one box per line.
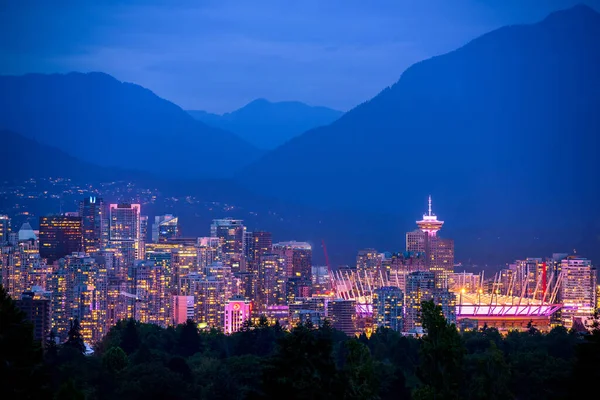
<box><xmin>2</xmin><ymin>0</ymin><xmax>600</xmax><ymax>112</ymax></box>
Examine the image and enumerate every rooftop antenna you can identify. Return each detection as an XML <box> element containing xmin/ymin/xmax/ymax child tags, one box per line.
<box><xmin>428</xmin><ymin>195</ymin><xmax>432</xmax><ymax>216</ymax></box>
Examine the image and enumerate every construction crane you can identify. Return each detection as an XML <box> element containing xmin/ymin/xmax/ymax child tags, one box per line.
<box><xmin>321</xmin><ymin>240</ymin><xmax>337</xmax><ymax>296</ymax></box>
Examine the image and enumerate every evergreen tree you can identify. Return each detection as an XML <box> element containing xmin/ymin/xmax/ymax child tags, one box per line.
<box><xmin>120</xmin><ymin>318</ymin><xmax>141</xmax><ymax>355</ymax></box>
<box><xmin>339</xmin><ymin>339</ymin><xmax>380</xmax><ymax>400</ymax></box>
<box><xmin>0</xmin><ymin>285</ymin><xmax>47</xmax><ymax>398</ymax></box>
<box><xmin>65</xmin><ymin>318</ymin><xmax>86</xmax><ymax>354</ymax></box>
<box><xmin>413</xmin><ymin>300</ymin><xmax>465</xmax><ymax>400</ymax></box>
<box><xmin>102</xmin><ymin>346</ymin><xmax>129</xmax><ymax>373</ymax></box>
<box><xmin>178</xmin><ymin>319</ymin><xmax>201</xmax><ymax>357</ymax></box>
<box><xmin>262</xmin><ymin>322</ymin><xmax>337</xmax><ymax>399</ymax></box>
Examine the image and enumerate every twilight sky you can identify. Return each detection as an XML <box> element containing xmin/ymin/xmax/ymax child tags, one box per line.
<box><xmin>2</xmin><ymin>0</ymin><xmax>599</xmax><ymax>113</ymax></box>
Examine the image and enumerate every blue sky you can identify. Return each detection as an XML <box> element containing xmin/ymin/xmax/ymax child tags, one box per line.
<box><xmin>2</xmin><ymin>0</ymin><xmax>599</xmax><ymax>113</ymax></box>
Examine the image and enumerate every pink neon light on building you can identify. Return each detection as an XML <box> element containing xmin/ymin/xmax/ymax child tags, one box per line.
<box><xmin>223</xmin><ymin>296</ymin><xmax>252</xmax><ymax>334</ymax></box>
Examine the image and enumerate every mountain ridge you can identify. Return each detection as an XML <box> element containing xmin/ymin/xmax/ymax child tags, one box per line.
<box><xmin>188</xmin><ymin>98</ymin><xmax>343</xmax><ymax>149</ymax></box>
<box><xmin>0</xmin><ymin>72</ymin><xmax>263</xmax><ymax>179</ymax></box>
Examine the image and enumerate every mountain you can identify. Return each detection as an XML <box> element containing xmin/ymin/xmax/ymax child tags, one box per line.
<box><xmin>188</xmin><ymin>99</ymin><xmax>343</xmax><ymax>149</ymax></box>
<box><xmin>0</xmin><ymin>130</ymin><xmax>151</xmax><ymax>182</ymax></box>
<box><xmin>0</xmin><ymin>72</ymin><xmax>262</xmax><ymax>179</ymax></box>
<box><xmin>239</xmin><ymin>5</ymin><xmax>600</xmax><ymax>262</ymax></box>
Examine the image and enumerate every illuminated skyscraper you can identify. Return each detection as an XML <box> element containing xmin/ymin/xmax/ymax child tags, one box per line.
<box><xmin>79</xmin><ymin>196</ymin><xmax>105</xmax><ymax>254</ymax></box>
<box><xmin>406</xmin><ymin>196</ymin><xmax>454</xmax><ymax>289</ymax></box>
<box><xmin>0</xmin><ymin>215</ymin><xmax>10</xmax><ymax>245</ymax></box>
<box><xmin>224</xmin><ymin>295</ymin><xmax>252</xmax><ymax>334</ymax></box>
<box><xmin>152</xmin><ymin>215</ymin><xmax>180</xmax><ymax>243</ymax></box>
<box><xmin>404</xmin><ymin>271</ymin><xmax>435</xmax><ymax>332</ymax></box>
<box><xmin>373</xmin><ymin>286</ymin><xmax>404</xmax><ymax>332</ymax></box>
<box><xmin>108</xmin><ymin>203</ymin><xmax>142</xmax><ymax>267</ymax></box>
<box><xmin>211</xmin><ymin>218</ymin><xmax>245</xmax><ymax>256</ymax></box>
<box><xmin>181</xmin><ymin>268</ymin><xmax>233</xmax><ymax>329</ymax></box>
<box><xmin>211</xmin><ymin>219</ymin><xmax>245</xmax><ymax>270</ymax></box>
<box><xmin>272</xmin><ymin>241</ymin><xmax>312</xmax><ymax>280</ymax></box>
<box><xmin>39</xmin><ymin>215</ymin><xmax>83</xmax><ymax>263</ymax></box>
<box><xmin>172</xmin><ymin>245</ymin><xmax>199</xmax><ymax>291</ymax></box>
<box><xmin>0</xmin><ymin>244</ymin><xmax>41</xmax><ymax>298</ymax></box>
<box><xmin>327</xmin><ymin>299</ymin><xmax>357</xmax><ymax>336</ymax></box>
<box><xmin>140</xmin><ymin>215</ymin><xmax>148</xmax><ymax>260</ymax></box>
<box><xmin>197</xmin><ymin>237</ymin><xmax>221</xmax><ymax>270</ymax></box>
<box><xmin>257</xmin><ymin>253</ymin><xmax>287</xmax><ymax>311</ymax></box>
<box><xmin>49</xmin><ymin>254</ymin><xmax>108</xmax><ymax>343</ymax></box>
<box><xmin>129</xmin><ymin>260</ymin><xmax>170</xmax><ymax>327</ymax></box>
<box><xmin>559</xmin><ymin>256</ymin><xmax>596</xmax><ymax>328</ymax></box>
<box><xmin>356</xmin><ymin>248</ymin><xmax>382</xmax><ymax>278</ymax></box>
<box><xmin>244</xmin><ymin>231</ymin><xmax>273</xmax><ymax>273</ymax></box>
<box><xmin>145</xmin><ymin>242</ymin><xmax>177</xmax><ymax>296</ymax></box>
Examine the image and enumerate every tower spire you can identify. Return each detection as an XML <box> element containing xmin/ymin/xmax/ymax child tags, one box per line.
<box><xmin>428</xmin><ymin>195</ymin><xmax>432</xmax><ymax>217</ymax></box>
<box><xmin>417</xmin><ymin>195</ymin><xmax>443</xmax><ymax>236</ymax></box>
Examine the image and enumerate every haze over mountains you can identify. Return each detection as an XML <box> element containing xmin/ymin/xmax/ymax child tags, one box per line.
<box><xmin>0</xmin><ymin>72</ymin><xmax>262</xmax><ymax>178</ymax></box>
<box><xmin>0</xmin><ymin>4</ymin><xmax>599</xmax><ymax>263</ymax></box>
<box><xmin>188</xmin><ymin>99</ymin><xmax>343</xmax><ymax>149</ymax></box>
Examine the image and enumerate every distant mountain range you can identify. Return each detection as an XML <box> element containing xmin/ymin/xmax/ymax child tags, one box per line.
<box><xmin>187</xmin><ymin>99</ymin><xmax>343</xmax><ymax>149</ymax></box>
<box><xmin>238</xmin><ymin>4</ymin><xmax>600</xmax><ymax>260</ymax></box>
<box><xmin>0</xmin><ymin>72</ymin><xmax>262</xmax><ymax>179</ymax></box>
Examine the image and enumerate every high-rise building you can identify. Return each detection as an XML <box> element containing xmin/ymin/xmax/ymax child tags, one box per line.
<box><xmin>197</xmin><ymin>237</ymin><xmax>221</xmax><ymax>271</ymax></box>
<box><xmin>79</xmin><ymin>196</ymin><xmax>105</xmax><ymax>254</ymax></box>
<box><xmin>327</xmin><ymin>299</ymin><xmax>357</xmax><ymax>336</ymax></box>
<box><xmin>0</xmin><ymin>215</ymin><xmax>10</xmax><ymax>245</ymax></box>
<box><xmin>211</xmin><ymin>218</ymin><xmax>245</xmax><ymax>256</ymax></box>
<box><xmin>152</xmin><ymin>215</ymin><xmax>180</xmax><ymax>243</ymax></box>
<box><xmin>129</xmin><ymin>260</ymin><xmax>170</xmax><ymax>327</ymax></box>
<box><xmin>244</xmin><ymin>231</ymin><xmax>273</xmax><ymax>273</ymax></box>
<box><xmin>172</xmin><ymin>245</ymin><xmax>199</xmax><ymax>292</ymax></box>
<box><xmin>181</xmin><ymin>263</ymin><xmax>234</xmax><ymax>328</ymax></box>
<box><xmin>16</xmin><ymin>291</ymin><xmax>51</xmax><ymax>344</ymax></box>
<box><xmin>272</xmin><ymin>241</ymin><xmax>312</xmax><ymax>280</ymax></box>
<box><xmin>373</xmin><ymin>286</ymin><xmax>404</xmax><ymax>332</ymax></box>
<box><xmin>406</xmin><ymin>196</ymin><xmax>454</xmax><ymax>289</ymax></box>
<box><xmin>140</xmin><ymin>215</ymin><xmax>148</xmax><ymax>260</ymax></box>
<box><xmin>356</xmin><ymin>248</ymin><xmax>382</xmax><ymax>278</ymax></box>
<box><xmin>224</xmin><ymin>295</ymin><xmax>252</xmax><ymax>334</ymax></box>
<box><xmin>49</xmin><ymin>253</ymin><xmax>108</xmax><ymax>342</ymax></box>
<box><xmin>108</xmin><ymin>204</ymin><xmax>142</xmax><ymax>267</ymax></box>
<box><xmin>559</xmin><ymin>256</ymin><xmax>596</xmax><ymax>328</ymax></box>
<box><xmin>404</xmin><ymin>271</ymin><xmax>436</xmax><ymax>332</ymax></box>
<box><xmin>434</xmin><ymin>289</ymin><xmax>457</xmax><ymax>325</ymax></box>
<box><xmin>256</xmin><ymin>253</ymin><xmax>287</xmax><ymax>312</ymax></box>
<box><xmin>39</xmin><ymin>215</ymin><xmax>83</xmax><ymax>263</ymax></box>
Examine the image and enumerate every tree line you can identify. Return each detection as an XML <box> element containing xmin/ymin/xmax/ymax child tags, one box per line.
<box><xmin>1</xmin><ymin>284</ymin><xmax>600</xmax><ymax>400</ymax></box>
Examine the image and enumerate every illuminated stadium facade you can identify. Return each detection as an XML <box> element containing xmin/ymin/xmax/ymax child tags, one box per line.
<box><xmin>331</xmin><ymin>264</ymin><xmax>564</xmax><ymax>333</ymax></box>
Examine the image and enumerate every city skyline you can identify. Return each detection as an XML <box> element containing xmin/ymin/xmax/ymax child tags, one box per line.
<box><xmin>1</xmin><ymin>192</ymin><xmax>596</xmax><ymax>346</ymax></box>
<box><xmin>2</xmin><ymin>2</ymin><xmax>600</xmax><ymax>398</ymax></box>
